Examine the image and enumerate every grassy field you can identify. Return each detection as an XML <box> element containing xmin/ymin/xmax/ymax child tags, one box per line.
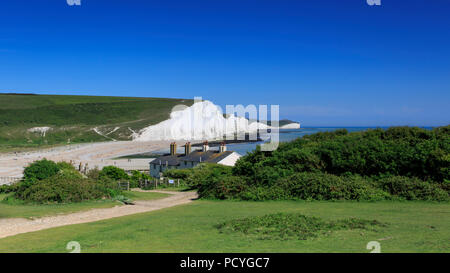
<box><xmin>0</xmin><ymin>191</ymin><xmax>168</xmax><ymax>219</ymax></box>
<box><xmin>0</xmin><ymin>200</ymin><xmax>448</xmax><ymax>253</ymax></box>
<box><xmin>0</xmin><ymin>93</ymin><xmax>193</xmax><ymax>151</ymax></box>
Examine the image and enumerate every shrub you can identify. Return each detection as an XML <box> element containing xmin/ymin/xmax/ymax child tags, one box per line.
<box><xmin>14</xmin><ymin>174</ymin><xmax>108</xmax><ymax>203</ymax></box>
<box><xmin>274</xmin><ymin>172</ymin><xmax>389</xmax><ymax>201</ymax></box>
<box><xmin>130</xmin><ymin>170</ymin><xmax>150</xmax><ymax>188</ymax></box>
<box><xmin>163</xmin><ymin>168</ymin><xmax>192</xmax><ymax>180</ymax></box>
<box><xmin>0</xmin><ymin>183</ymin><xmax>20</xmax><ymax>194</ymax></box>
<box><xmin>233</xmin><ymin>126</ymin><xmax>450</xmax><ymax>184</ymax></box>
<box><xmin>198</xmin><ymin>175</ymin><xmax>248</xmax><ymax>199</ymax></box>
<box><xmin>87</xmin><ymin>167</ymin><xmax>101</xmax><ymax>180</ymax></box>
<box><xmin>99</xmin><ymin>166</ymin><xmax>129</xmax><ymax>181</ymax></box>
<box><xmin>56</xmin><ymin>161</ymin><xmax>76</xmax><ymax>171</ymax></box>
<box><xmin>185</xmin><ymin>163</ymin><xmax>233</xmax><ymax>188</ymax></box>
<box><xmin>23</xmin><ymin>159</ymin><xmax>60</xmax><ymax>181</ymax></box>
<box><xmin>377</xmin><ymin>176</ymin><xmax>449</xmax><ymax>201</ymax></box>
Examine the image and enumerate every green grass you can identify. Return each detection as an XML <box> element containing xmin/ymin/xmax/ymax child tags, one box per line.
<box><xmin>0</xmin><ymin>191</ymin><xmax>168</xmax><ymax>219</ymax></box>
<box><xmin>122</xmin><ymin>191</ymin><xmax>169</xmax><ymax>201</ymax></box>
<box><xmin>0</xmin><ymin>93</ymin><xmax>193</xmax><ymax>151</ymax></box>
<box><xmin>0</xmin><ymin>200</ymin><xmax>448</xmax><ymax>253</ymax></box>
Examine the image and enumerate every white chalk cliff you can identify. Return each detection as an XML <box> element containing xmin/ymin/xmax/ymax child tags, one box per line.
<box><xmin>133</xmin><ymin>100</ymin><xmax>299</xmax><ymax>141</ymax></box>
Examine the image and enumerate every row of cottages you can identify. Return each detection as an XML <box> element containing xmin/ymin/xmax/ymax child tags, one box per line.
<box><xmin>149</xmin><ymin>141</ymin><xmax>241</xmax><ymax>178</ymax></box>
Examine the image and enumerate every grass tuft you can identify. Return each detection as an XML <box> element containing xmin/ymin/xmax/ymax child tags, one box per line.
<box><xmin>216</xmin><ymin>213</ymin><xmax>387</xmax><ymax>240</ymax></box>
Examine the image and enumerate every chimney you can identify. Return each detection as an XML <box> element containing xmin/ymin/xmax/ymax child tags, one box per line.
<box><xmin>219</xmin><ymin>142</ymin><xmax>227</xmax><ymax>153</ymax></box>
<box><xmin>170</xmin><ymin>142</ymin><xmax>177</xmax><ymax>155</ymax></box>
<box><xmin>202</xmin><ymin>140</ymin><xmax>209</xmax><ymax>152</ymax></box>
<box><xmin>185</xmin><ymin>142</ymin><xmax>191</xmax><ymax>155</ymax></box>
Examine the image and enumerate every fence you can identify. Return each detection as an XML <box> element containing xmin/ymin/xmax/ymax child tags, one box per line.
<box><xmin>0</xmin><ymin>177</ymin><xmax>21</xmax><ymax>185</ymax></box>
<box><xmin>118</xmin><ymin>181</ymin><xmax>130</xmax><ymax>191</ymax></box>
<box><xmin>139</xmin><ymin>178</ymin><xmax>180</xmax><ymax>189</ymax></box>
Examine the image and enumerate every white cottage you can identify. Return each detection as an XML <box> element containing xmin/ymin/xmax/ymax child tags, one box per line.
<box><xmin>149</xmin><ymin>141</ymin><xmax>241</xmax><ymax>178</ymax></box>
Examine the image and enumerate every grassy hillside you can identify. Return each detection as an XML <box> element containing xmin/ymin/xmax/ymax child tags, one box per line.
<box><xmin>0</xmin><ymin>93</ymin><xmax>193</xmax><ymax>151</ymax></box>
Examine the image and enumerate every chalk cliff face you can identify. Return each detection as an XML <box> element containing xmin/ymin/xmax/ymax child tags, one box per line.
<box><xmin>280</xmin><ymin>123</ymin><xmax>301</xmax><ymax>129</ymax></box>
<box><xmin>133</xmin><ymin>100</ymin><xmax>294</xmax><ymax>141</ymax></box>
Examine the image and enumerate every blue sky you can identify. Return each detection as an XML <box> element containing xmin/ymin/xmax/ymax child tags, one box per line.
<box><xmin>0</xmin><ymin>0</ymin><xmax>449</xmax><ymax>126</ymax></box>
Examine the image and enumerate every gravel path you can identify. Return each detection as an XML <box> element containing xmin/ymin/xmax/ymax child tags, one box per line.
<box><xmin>0</xmin><ymin>190</ymin><xmax>198</xmax><ymax>239</ymax></box>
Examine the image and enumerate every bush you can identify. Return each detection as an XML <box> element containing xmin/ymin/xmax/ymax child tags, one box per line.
<box><xmin>233</xmin><ymin>126</ymin><xmax>450</xmax><ymax>184</ymax></box>
<box><xmin>130</xmin><ymin>170</ymin><xmax>150</xmax><ymax>188</ymax></box>
<box><xmin>56</xmin><ymin>161</ymin><xmax>76</xmax><ymax>171</ymax></box>
<box><xmin>14</xmin><ymin>174</ymin><xmax>108</xmax><ymax>203</ymax></box>
<box><xmin>23</xmin><ymin>159</ymin><xmax>60</xmax><ymax>182</ymax></box>
<box><xmin>163</xmin><ymin>168</ymin><xmax>192</xmax><ymax>180</ymax></box>
<box><xmin>0</xmin><ymin>183</ymin><xmax>20</xmax><ymax>194</ymax></box>
<box><xmin>185</xmin><ymin>163</ymin><xmax>233</xmax><ymax>188</ymax></box>
<box><xmin>87</xmin><ymin>167</ymin><xmax>101</xmax><ymax>180</ymax></box>
<box><xmin>377</xmin><ymin>176</ymin><xmax>449</xmax><ymax>201</ymax></box>
<box><xmin>270</xmin><ymin>173</ymin><xmax>389</xmax><ymax>201</ymax></box>
<box><xmin>198</xmin><ymin>175</ymin><xmax>248</xmax><ymax>199</ymax></box>
<box><xmin>99</xmin><ymin>166</ymin><xmax>129</xmax><ymax>181</ymax></box>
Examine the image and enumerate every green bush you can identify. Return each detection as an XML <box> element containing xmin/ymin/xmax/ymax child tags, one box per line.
<box><xmin>0</xmin><ymin>183</ymin><xmax>20</xmax><ymax>194</ymax></box>
<box><xmin>56</xmin><ymin>161</ymin><xmax>76</xmax><ymax>171</ymax></box>
<box><xmin>14</xmin><ymin>174</ymin><xmax>108</xmax><ymax>203</ymax></box>
<box><xmin>130</xmin><ymin>170</ymin><xmax>150</xmax><ymax>188</ymax></box>
<box><xmin>233</xmin><ymin>126</ymin><xmax>450</xmax><ymax>184</ymax></box>
<box><xmin>377</xmin><ymin>176</ymin><xmax>449</xmax><ymax>201</ymax></box>
<box><xmin>274</xmin><ymin>173</ymin><xmax>390</xmax><ymax>201</ymax></box>
<box><xmin>198</xmin><ymin>175</ymin><xmax>248</xmax><ymax>199</ymax></box>
<box><xmin>23</xmin><ymin>159</ymin><xmax>60</xmax><ymax>181</ymax></box>
<box><xmin>99</xmin><ymin>166</ymin><xmax>129</xmax><ymax>181</ymax></box>
<box><xmin>163</xmin><ymin>168</ymin><xmax>192</xmax><ymax>180</ymax></box>
<box><xmin>86</xmin><ymin>167</ymin><xmax>101</xmax><ymax>180</ymax></box>
<box><xmin>185</xmin><ymin>163</ymin><xmax>233</xmax><ymax>188</ymax></box>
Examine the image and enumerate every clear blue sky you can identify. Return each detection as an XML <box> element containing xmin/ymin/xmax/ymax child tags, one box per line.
<box><xmin>0</xmin><ymin>0</ymin><xmax>449</xmax><ymax>126</ymax></box>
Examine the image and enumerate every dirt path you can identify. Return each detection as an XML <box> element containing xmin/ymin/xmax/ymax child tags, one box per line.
<box><xmin>0</xmin><ymin>190</ymin><xmax>198</xmax><ymax>239</ymax></box>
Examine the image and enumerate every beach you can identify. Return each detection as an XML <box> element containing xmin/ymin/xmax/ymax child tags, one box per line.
<box><xmin>0</xmin><ymin>140</ymin><xmax>190</xmax><ymax>182</ymax></box>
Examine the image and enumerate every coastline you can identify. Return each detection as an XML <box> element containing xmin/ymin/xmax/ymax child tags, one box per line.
<box><xmin>0</xmin><ymin>140</ymin><xmax>187</xmax><ymax>181</ymax></box>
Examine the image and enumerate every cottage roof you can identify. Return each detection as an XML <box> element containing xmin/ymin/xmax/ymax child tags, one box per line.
<box><xmin>150</xmin><ymin>149</ymin><xmax>235</xmax><ymax>166</ymax></box>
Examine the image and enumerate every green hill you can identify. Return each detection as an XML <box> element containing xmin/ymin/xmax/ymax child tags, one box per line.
<box><xmin>0</xmin><ymin>93</ymin><xmax>193</xmax><ymax>151</ymax></box>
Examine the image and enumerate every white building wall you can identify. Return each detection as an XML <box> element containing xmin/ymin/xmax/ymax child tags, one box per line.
<box><xmin>217</xmin><ymin>152</ymin><xmax>241</xmax><ymax>166</ymax></box>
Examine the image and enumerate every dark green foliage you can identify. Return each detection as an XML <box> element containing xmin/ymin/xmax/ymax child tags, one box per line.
<box><xmin>86</xmin><ymin>167</ymin><xmax>101</xmax><ymax>180</ymax></box>
<box><xmin>130</xmin><ymin>170</ymin><xmax>150</xmax><ymax>188</ymax></box>
<box><xmin>0</xmin><ymin>183</ymin><xmax>20</xmax><ymax>194</ymax></box>
<box><xmin>196</xmin><ymin>126</ymin><xmax>450</xmax><ymax>201</ymax></box>
<box><xmin>8</xmin><ymin>159</ymin><xmax>125</xmax><ymax>204</ymax></box>
<box><xmin>199</xmin><ymin>175</ymin><xmax>248</xmax><ymax>200</ymax></box>
<box><xmin>273</xmin><ymin>173</ymin><xmax>390</xmax><ymax>201</ymax></box>
<box><xmin>378</xmin><ymin>176</ymin><xmax>448</xmax><ymax>201</ymax></box>
<box><xmin>99</xmin><ymin>166</ymin><xmax>129</xmax><ymax>181</ymax></box>
<box><xmin>23</xmin><ymin>159</ymin><xmax>60</xmax><ymax>181</ymax></box>
<box><xmin>185</xmin><ymin>163</ymin><xmax>233</xmax><ymax>188</ymax></box>
<box><xmin>216</xmin><ymin>213</ymin><xmax>386</xmax><ymax>240</ymax></box>
<box><xmin>234</xmin><ymin>126</ymin><xmax>450</xmax><ymax>183</ymax></box>
<box><xmin>163</xmin><ymin>168</ymin><xmax>192</xmax><ymax>180</ymax></box>
<box><xmin>14</xmin><ymin>174</ymin><xmax>107</xmax><ymax>204</ymax></box>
